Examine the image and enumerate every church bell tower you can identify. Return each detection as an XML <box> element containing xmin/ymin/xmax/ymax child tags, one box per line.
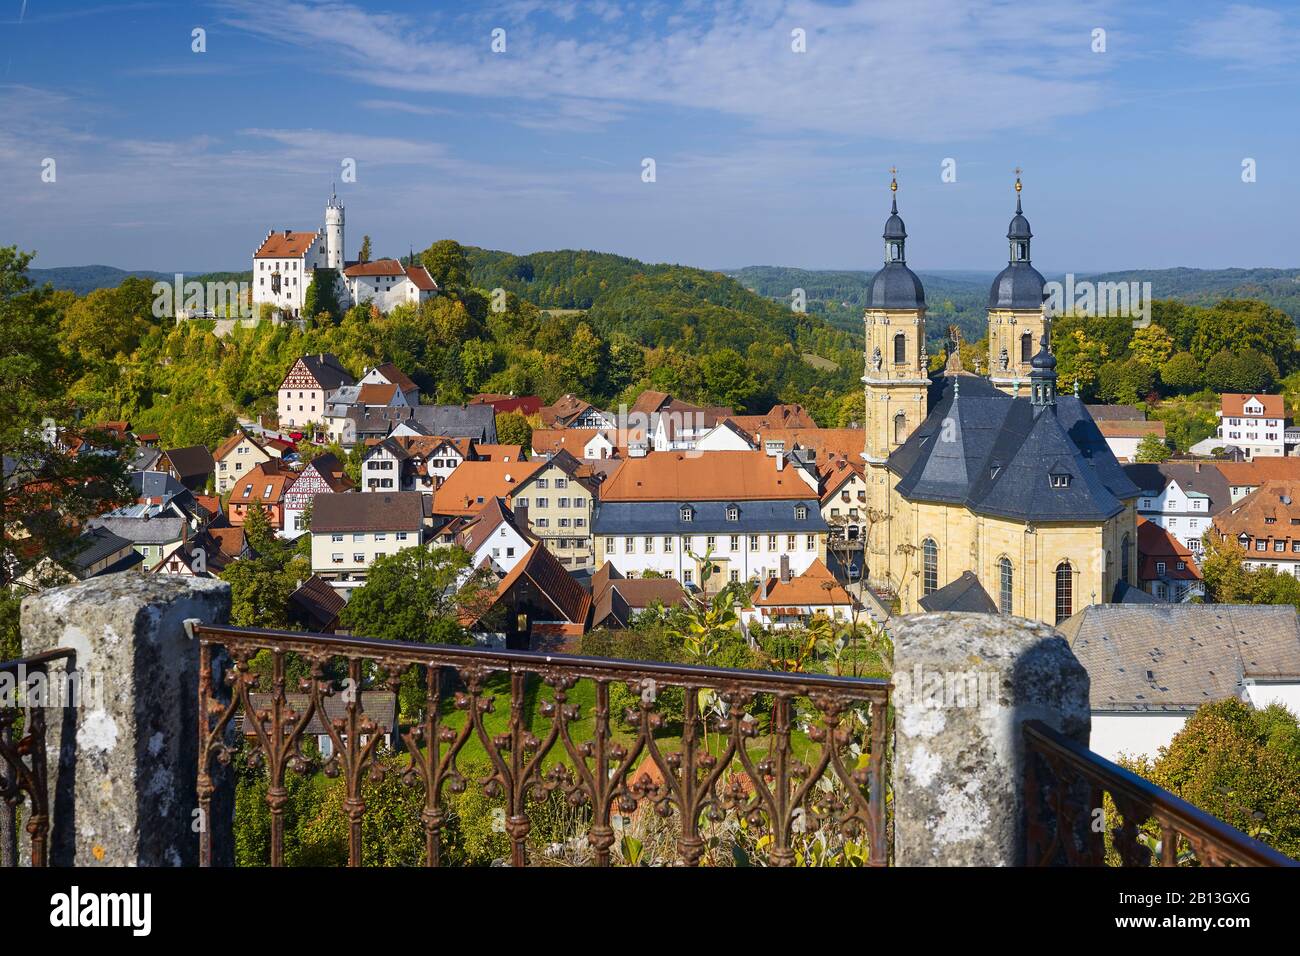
<box><xmin>988</xmin><ymin>171</ymin><xmax>1047</xmax><ymax>394</ymax></box>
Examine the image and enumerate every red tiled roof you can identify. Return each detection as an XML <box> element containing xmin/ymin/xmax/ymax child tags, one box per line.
<box><xmin>465</xmin><ymin>543</ymin><xmax>591</xmax><ymax>629</ymax></box>
<box><xmin>1095</xmin><ymin>420</ymin><xmax>1166</xmax><ymax>439</ymax></box>
<box><xmin>432</xmin><ymin>459</ymin><xmax>546</xmax><ymax>516</ymax></box>
<box><xmin>1221</xmin><ymin>393</ymin><xmax>1285</xmax><ymax>418</ymax></box>
<box><xmin>751</xmin><ymin>559</ymin><xmax>855</xmax><ymax>607</ymax></box>
<box><xmin>357</xmin><ymin>383</ymin><xmax>399</xmax><ymax>406</ymax></box>
<box><xmin>254</xmin><ymin>231</ymin><xmax>319</xmax><ymax>259</ymax></box>
<box><xmin>405</xmin><ymin>264</ymin><xmax>438</xmax><ymax>291</ymax></box>
<box><xmin>600</xmin><ymin>451</ymin><xmax>813</xmax><ymax>502</ymax></box>
<box><xmin>343</xmin><ymin>258</ymin><xmax>405</xmax><ymax>277</ymax></box>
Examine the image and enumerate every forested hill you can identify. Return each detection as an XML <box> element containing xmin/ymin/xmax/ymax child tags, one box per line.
<box><xmin>730</xmin><ymin>265</ymin><xmax>1300</xmax><ymax>341</ymax></box>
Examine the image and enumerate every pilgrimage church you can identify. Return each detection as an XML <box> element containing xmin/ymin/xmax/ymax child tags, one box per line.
<box><xmin>861</xmin><ymin>174</ymin><xmax>1140</xmax><ymax>624</ymax></box>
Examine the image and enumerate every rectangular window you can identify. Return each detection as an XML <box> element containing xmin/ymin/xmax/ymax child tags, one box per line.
<box><xmin>706</xmin><ymin>535</ymin><xmax>716</xmax><ymax>549</ymax></box>
<box><xmin>730</xmin><ymin>535</ymin><xmax>740</xmax><ymax>551</ymax></box>
<box><xmin>396</xmin><ymin>532</ymin><xmax>408</xmax><ymax>541</ymax></box>
<box><xmin>664</xmin><ymin>537</ymin><xmax>673</xmax><ymax>553</ymax></box>
<box><xmin>354</xmin><ymin>553</ymin><xmax>365</xmax><ymax>564</ymax></box>
<box><xmin>604</xmin><ymin>537</ymin><xmax>615</xmax><ymax>552</ymax></box>
<box><xmin>624</xmin><ymin>537</ymin><xmax>634</xmax><ymax>553</ymax></box>
<box><xmin>684</xmin><ymin>569</ymin><xmax>693</xmax><ymax>584</ymax></box>
<box><xmin>787</xmin><ymin>534</ymin><xmax>796</xmax><ymax>550</ymax></box>
<box><xmin>806</xmin><ymin>535</ymin><xmax>815</xmax><ymax>550</ymax></box>
<box><xmin>331</xmin><ymin>533</ymin><xmax>343</xmax><ymax>543</ymax></box>
<box><xmin>536</xmin><ymin>498</ymin><xmax>549</xmax><ymax>508</ymax></box>
<box><xmin>645</xmin><ymin>537</ymin><xmax>654</xmax><ymax>553</ymax></box>
<box><xmin>768</xmin><ymin>535</ymin><xmax>777</xmax><ymax>550</ymax></box>
<box><xmin>375</xmin><ymin>533</ymin><xmax>386</xmax><ymax>541</ymax></box>
<box><xmin>749</xmin><ymin>535</ymin><xmax>759</xmax><ymax>551</ymax></box>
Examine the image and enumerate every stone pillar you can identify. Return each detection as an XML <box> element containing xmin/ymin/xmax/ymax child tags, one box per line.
<box><xmin>890</xmin><ymin>612</ymin><xmax>1089</xmax><ymax>866</ymax></box>
<box><xmin>20</xmin><ymin>574</ymin><xmax>231</xmax><ymax>866</ymax></box>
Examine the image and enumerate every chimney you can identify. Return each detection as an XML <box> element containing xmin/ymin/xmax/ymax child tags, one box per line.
<box><xmin>780</xmin><ymin>554</ymin><xmax>791</xmax><ymax>583</ymax></box>
<box><xmin>761</xmin><ymin>577</ymin><xmax>771</xmax><ymax>600</ymax></box>
<box><xmin>1195</xmin><ymin>462</ymin><xmax>1202</xmax><ymax>473</ymax></box>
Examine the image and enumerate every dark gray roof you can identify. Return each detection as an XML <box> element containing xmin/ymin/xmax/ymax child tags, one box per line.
<box><xmin>987</xmin><ymin>262</ymin><xmax>1045</xmax><ymax>309</ymax></box>
<box><xmin>918</xmin><ymin>571</ymin><xmax>998</xmax><ymax>613</ymax></box>
<box><xmin>1060</xmin><ymin>604</ymin><xmax>1300</xmax><ymax>713</ymax></box>
<box><xmin>1123</xmin><ymin>461</ymin><xmax>1231</xmax><ymax>516</ymax></box>
<box><xmin>593</xmin><ymin>499</ymin><xmax>826</xmax><ymax>536</ymax></box>
<box><xmin>889</xmin><ymin>379</ymin><xmax>1139</xmax><ymax>521</ymax></box>
<box><xmin>299</xmin><ymin>352</ymin><xmax>355</xmax><ymax>391</ymax></box>
<box><xmin>63</xmin><ymin>526</ymin><xmax>135</xmax><ymax>570</ymax></box>
<box><xmin>868</xmin><ymin>261</ymin><xmax>926</xmax><ymax>310</ymax></box>
<box><xmin>130</xmin><ymin>447</ymin><xmax>162</xmax><ymax>472</ymax></box>
<box><xmin>163</xmin><ymin>445</ymin><xmax>214</xmax><ymax>481</ymax></box>
<box><xmin>131</xmin><ymin>469</ymin><xmax>186</xmax><ymax>500</ymax></box>
<box><xmin>87</xmin><ymin>513</ymin><xmax>187</xmax><ymax>544</ymax></box>
<box><xmin>348</xmin><ymin>403</ymin><xmax>497</xmax><ymax>443</ymax></box>
<box><xmin>1086</xmin><ymin>404</ymin><xmax>1146</xmax><ymax>422</ymax></box>
<box><xmin>310</xmin><ymin>491</ymin><xmax>428</xmax><ymax>533</ymax></box>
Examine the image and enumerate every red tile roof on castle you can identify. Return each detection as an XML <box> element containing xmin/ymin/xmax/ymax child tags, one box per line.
<box><xmin>343</xmin><ymin>258</ymin><xmax>405</xmax><ymax>277</ymax></box>
<box><xmin>405</xmin><ymin>264</ymin><xmax>438</xmax><ymax>290</ymax></box>
<box><xmin>254</xmin><ymin>231</ymin><xmax>319</xmax><ymax>258</ymax></box>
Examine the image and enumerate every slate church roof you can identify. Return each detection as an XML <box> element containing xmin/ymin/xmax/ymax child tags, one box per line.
<box><xmin>889</xmin><ymin>373</ymin><xmax>1140</xmax><ymax>522</ymax></box>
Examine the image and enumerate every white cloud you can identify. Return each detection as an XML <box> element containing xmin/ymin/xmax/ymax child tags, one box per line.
<box><xmin>218</xmin><ymin>0</ymin><xmax>1117</xmax><ymax>141</ymax></box>
<box><xmin>1184</xmin><ymin>4</ymin><xmax>1300</xmax><ymax>68</ymax></box>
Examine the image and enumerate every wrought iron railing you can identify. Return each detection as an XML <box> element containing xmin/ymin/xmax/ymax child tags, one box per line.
<box><xmin>1023</xmin><ymin>719</ymin><xmax>1297</xmax><ymax>867</ymax></box>
<box><xmin>0</xmin><ymin>648</ymin><xmax>76</xmax><ymax>867</ymax></box>
<box><xmin>195</xmin><ymin>624</ymin><xmax>891</xmax><ymax>867</ymax></box>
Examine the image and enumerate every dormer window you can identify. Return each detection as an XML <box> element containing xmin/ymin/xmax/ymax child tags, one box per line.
<box><xmin>1049</xmin><ymin>474</ymin><xmax>1071</xmax><ymax>489</ymax></box>
<box><xmin>795</xmin><ymin>505</ymin><xmax>808</xmax><ymax>520</ymax></box>
<box><xmin>680</xmin><ymin>505</ymin><xmax>694</xmax><ymax>522</ymax></box>
<box><xmin>726</xmin><ymin>505</ymin><xmax>739</xmax><ymax>521</ymax></box>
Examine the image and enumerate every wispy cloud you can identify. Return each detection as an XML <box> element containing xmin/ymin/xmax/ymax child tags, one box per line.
<box><xmin>218</xmin><ymin>0</ymin><xmax>1117</xmax><ymax>141</ymax></box>
<box><xmin>1184</xmin><ymin>4</ymin><xmax>1300</xmax><ymax>68</ymax></box>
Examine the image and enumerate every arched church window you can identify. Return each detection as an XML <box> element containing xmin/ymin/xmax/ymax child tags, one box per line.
<box><xmin>894</xmin><ymin>411</ymin><xmax>907</xmax><ymax>444</ymax></box>
<box><xmin>1121</xmin><ymin>534</ymin><xmax>1131</xmax><ymax>583</ymax></box>
<box><xmin>922</xmin><ymin>538</ymin><xmax>938</xmax><ymax>595</ymax></box>
<box><xmin>894</xmin><ymin>333</ymin><xmax>907</xmax><ymax>365</ymax></box>
<box><xmin>999</xmin><ymin>557</ymin><xmax>1013</xmax><ymax>614</ymax></box>
<box><xmin>1055</xmin><ymin>561</ymin><xmax>1073</xmax><ymax>624</ymax></box>
<box><xmin>1020</xmin><ymin>332</ymin><xmax>1033</xmax><ymax>364</ymax></box>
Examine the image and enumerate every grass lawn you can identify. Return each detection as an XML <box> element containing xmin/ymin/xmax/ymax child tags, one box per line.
<box><xmin>425</xmin><ymin>671</ymin><xmax>863</xmax><ymax>775</ymax></box>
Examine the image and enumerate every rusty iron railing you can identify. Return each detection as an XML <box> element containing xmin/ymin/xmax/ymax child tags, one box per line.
<box><xmin>195</xmin><ymin>624</ymin><xmax>891</xmax><ymax>867</ymax></box>
<box><xmin>1023</xmin><ymin>719</ymin><xmax>1297</xmax><ymax>867</ymax></box>
<box><xmin>0</xmin><ymin>648</ymin><xmax>76</xmax><ymax>867</ymax></box>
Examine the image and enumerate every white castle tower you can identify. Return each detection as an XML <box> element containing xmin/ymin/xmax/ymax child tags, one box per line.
<box><xmin>325</xmin><ymin>188</ymin><xmax>345</xmax><ymax>270</ymax></box>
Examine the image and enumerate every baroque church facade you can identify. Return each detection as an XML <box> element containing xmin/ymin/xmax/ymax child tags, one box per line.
<box><xmin>861</xmin><ymin>176</ymin><xmax>1139</xmax><ymax>625</ymax></box>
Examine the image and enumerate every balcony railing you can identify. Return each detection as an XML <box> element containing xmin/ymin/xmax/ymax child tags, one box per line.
<box><xmin>0</xmin><ymin>648</ymin><xmax>76</xmax><ymax>868</ymax></box>
<box><xmin>194</xmin><ymin>624</ymin><xmax>891</xmax><ymax>867</ymax></box>
<box><xmin>1023</xmin><ymin>720</ymin><xmax>1297</xmax><ymax>867</ymax></box>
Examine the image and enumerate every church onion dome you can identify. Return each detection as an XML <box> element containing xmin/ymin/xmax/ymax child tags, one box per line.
<box><xmin>988</xmin><ymin>174</ymin><xmax>1045</xmax><ymax>310</ymax></box>
<box><xmin>869</xmin><ymin>175</ymin><xmax>926</xmax><ymax>310</ymax></box>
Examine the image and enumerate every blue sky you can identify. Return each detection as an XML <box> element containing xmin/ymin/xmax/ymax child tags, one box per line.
<box><xmin>3</xmin><ymin>0</ymin><xmax>1299</xmax><ymax>273</ymax></box>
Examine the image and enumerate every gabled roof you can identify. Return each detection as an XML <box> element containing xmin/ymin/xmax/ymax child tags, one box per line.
<box><xmin>229</xmin><ymin>460</ymin><xmax>294</xmax><ymax>505</ymax></box>
<box><xmin>370</xmin><ymin>362</ymin><xmax>418</xmax><ymax>393</ymax></box>
<box><xmin>1221</xmin><ymin>393</ymin><xmax>1285</xmax><ymax>418</ymax></box>
<box><xmin>752</xmin><ymin>558</ymin><xmax>855</xmax><ymax>607</ymax></box>
<box><xmin>405</xmin><ymin>264</ymin><xmax>438</xmax><ymax>291</ymax></box>
<box><xmin>820</xmin><ymin>459</ymin><xmax>864</xmax><ymax>503</ymax></box>
<box><xmin>1137</xmin><ymin>518</ymin><xmax>1202</xmax><ymax>581</ymax></box>
<box><xmin>65</xmin><ymin>525</ymin><xmax>136</xmax><ymax>570</ymax></box>
<box><xmin>254</xmin><ymin>230</ymin><xmax>319</xmax><ymax>259</ymax></box>
<box><xmin>917</xmin><ymin>570</ymin><xmax>999</xmax><ymax>613</ymax></box>
<box><xmin>213</xmin><ymin>430</ymin><xmax>269</xmax><ymax>463</ymax></box>
<box><xmin>287</xmin><ymin>353</ymin><xmax>354</xmax><ymax>392</ymax></box>
<box><xmin>432</xmin><ymin>459</ymin><xmax>546</xmax><ymax>516</ymax></box>
<box><xmin>746</xmin><ymin>427</ymin><xmax>865</xmax><ymax>470</ymax></box>
<box><xmin>1213</xmin><ymin>479</ymin><xmax>1300</xmax><ymax>543</ymax></box>
<box><xmin>591</xmin><ymin>572</ymin><xmax>689</xmax><ymax>628</ymax></box>
<box><xmin>600</xmin><ymin>451</ymin><xmax>813</xmax><ymax>502</ymax></box>
<box><xmin>287</xmin><ymin>452</ymin><xmax>353</xmax><ymax>494</ymax></box>
<box><xmin>889</xmin><ymin>379</ymin><xmax>1137</xmax><ymax>522</ymax></box>
<box><xmin>530</xmin><ymin>428</ymin><xmax>611</xmax><ymax>457</ymax></box>
<box><xmin>466</xmin><ymin>543</ymin><xmax>591</xmax><ymax>628</ymax></box>
<box><xmin>1061</xmin><ymin>604</ymin><xmax>1300</xmax><ymax>713</ymax></box>
<box><xmin>1214</xmin><ymin>458</ymin><xmax>1300</xmax><ymax>488</ymax></box>
<box><xmin>1123</xmin><ymin>461</ymin><xmax>1231</xmax><ymax>514</ymax></box>
<box><xmin>540</xmin><ymin>393</ymin><xmax>599</xmax><ymax>428</ymax></box>
<box><xmin>454</xmin><ymin>497</ymin><xmax>535</xmax><ymax>553</ymax></box>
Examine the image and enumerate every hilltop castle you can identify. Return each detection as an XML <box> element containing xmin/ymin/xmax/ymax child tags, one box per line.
<box><xmin>862</xmin><ymin>175</ymin><xmax>1139</xmax><ymax>624</ymax></box>
<box><xmin>251</xmin><ymin>192</ymin><xmax>437</xmax><ymax>318</ymax></box>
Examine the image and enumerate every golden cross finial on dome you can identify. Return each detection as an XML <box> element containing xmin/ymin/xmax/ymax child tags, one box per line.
<box><xmin>1014</xmin><ymin>167</ymin><xmax>1023</xmax><ymax>192</ymax></box>
<box><xmin>890</xmin><ymin>166</ymin><xmax>898</xmax><ymax>192</ymax></box>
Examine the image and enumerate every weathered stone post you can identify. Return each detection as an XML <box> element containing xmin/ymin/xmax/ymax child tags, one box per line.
<box><xmin>890</xmin><ymin>612</ymin><xmax>1090</xmax><ymax>866</ymax></box>
<box><xmin>20</xmin><ymin>574</ymin><xmax>231</xmax><ymax>866</ymax></box>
